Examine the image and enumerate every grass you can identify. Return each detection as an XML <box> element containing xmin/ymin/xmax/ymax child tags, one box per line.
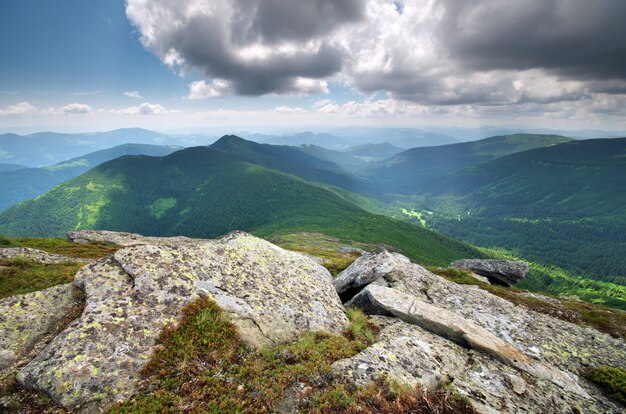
<box><xmin>268</xmin><ymin>232</ymin><xmax>370</xmax><ymax>276</ymax></box>
<box><xmin>428</xmin><ymin>267</ymin><xmax>626</xmax><ymax>339</ymax></box>
<box><xmin>0</xmin><ymin>236</ymin><xmax>119</xmax><ymax>259</ymax></box>
<box><xmin>109</xmin><ymin>297</ymin><xmax>475</xmax><ymax>414</ymax></box>
<box><xmin>0</xmin><ymin>257</ymin><xmax>84</xmax><ymax>299</ymax></box>
<box><xmin>0</xmin><ymin>236</ymin><xmax>119</xmax><ymax>298</ymax></box>
<box><xmin>584</xmin><ymin>366</ymin><xmax>626</xmax><ymax>405</ymax></box>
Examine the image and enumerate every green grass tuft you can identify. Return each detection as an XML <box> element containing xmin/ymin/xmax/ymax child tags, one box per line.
<box><xmin>585</xmin><ymin>366</ymin><xmax>626</xmax><ymax>405</ymax></box>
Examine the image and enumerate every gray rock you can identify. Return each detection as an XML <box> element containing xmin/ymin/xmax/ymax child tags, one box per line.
<box><xmin>450</xmin><ymin>259</ymin><xmax>528</xmax><ymax>286</ymax></box>
<box><xmin>67</xmin><ymin>229</ymin><xmax>199</xmax><ymax>247</ymax></box>
<box><xmin>0</xmin><ymin>284</ymin><xmax>83</xmax><ymax>374</ymax></box>
<box><xmin>333</xmin><ymin>317</ymin><xmax>623</xmax><ymax>414</ymax></box>
<box><xmin>337</xmin><ymin>251</ymin><xmax>626</xmax><ymax>378</ymax></box>
<box><xmin>18</xmin><ymin>231</ymin><xmax>348</xmax><ymax>412</ymax></box>
<box><xmin>346</xmin><ymin>285</ymin><xmax>587</xmax><ymax>397</ymax></box>
<box><xmin>334</xmin><ymin>250</ymin><xmax>409</xmax><ymax>295</ymax></box>
<box><xmin>0</xmin><ymin>247</ymin><xmax>88</xmax><ymax>265</ymax></box>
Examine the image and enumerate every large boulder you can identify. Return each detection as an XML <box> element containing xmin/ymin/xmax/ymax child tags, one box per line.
<box><xmin>0</xmin><ymin>284</ymin><xmax>83</xmax><ymax>374</ymax></box>
<box><xmin>18</xmin><ymin>231</ymin><xmax>348</xmax><ymax>412</ymax></box>
<box><xmin>450</xmin><ymin>259</ymin><xmax>528</xmax><ymax>286</ymax></box>
<box><xmin>333</xmin><ymin>317</ymin><xmax>623</xmax><ymax>414</ymax></box>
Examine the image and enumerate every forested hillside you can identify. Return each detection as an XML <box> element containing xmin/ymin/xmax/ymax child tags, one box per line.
<box><xmin>0</xmin><ymin>146</ymin><xmax>480</xmax><ymax>267</ymax></box>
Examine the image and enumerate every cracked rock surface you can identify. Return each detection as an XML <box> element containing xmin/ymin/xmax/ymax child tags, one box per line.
<box><xmin>17</xmin><ymin>231</ymin><xmax>348</xmax><ymax>412</ymax></box>
<box><xmin>334</xmin><ymin>251</ymin><xmax>626</xmax><ymax>413</ymax></box>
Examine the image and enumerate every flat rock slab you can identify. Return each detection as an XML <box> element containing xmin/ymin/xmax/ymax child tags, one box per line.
<box><xmin>450</xmin><ymin>259</ymin><xmax>528</xmax><ymax>286</ymax></box>
<box><xmin>333</xmin><ymin>317</ymin><xmax>623</xmax><ymax>414</ymax></box>
<box><xmin>18</xmin><ymin>232</ymin><xmax>348</xmax><ymax>412</ymax></box>
<box><xmin>336</xmin><ymin>251</ymin><xmax>626</xmax><ymax>378</ymax></box>
<box><xmin>0</xmin><ymin>247</ymin><xmax>88</xmax><ymax>265</ymax></box>
<box><xmin>347</xmin><ymin>285</ymin><xmax>586</xmax><ymax>396</ymax></box>
<box><xmin>0</xmin><ymin>284</ymin><xmax>83</xmax><ymax>374</ymax></box>
<box><xmin>67</xmin><ymin>229</ymin><xmax>200</xmax><ymax>247</ymax></box>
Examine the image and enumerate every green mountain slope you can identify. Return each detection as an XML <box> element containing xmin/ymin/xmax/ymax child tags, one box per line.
<box><xmin>0</xmin><ymin>146</ymin><xmax>481</xmax><ymax>267</ymax></box>
<box><xmin>400</xmin><ymin>138</ymin><xmax>626</xmax><ymax>285</ymax></box>
<box><xmin>0</xmin><ymin>144</ymin><xmax>179</xmax><ymax>213</ymax></box>
<box><xmin>368</xmin><ymin>134</ymin><xmax>573</xmax><ymax>194</ymax></box>
<box><xmin>211</xmin><ymin>135</ymin><xmax>381</xmax><ymax>197</ymax></box>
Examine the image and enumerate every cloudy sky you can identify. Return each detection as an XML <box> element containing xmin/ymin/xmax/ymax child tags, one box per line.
<box><xmin>1</xmin><ymin>0</ymin><xmax>626</xmax><ymax>133</ymax></box>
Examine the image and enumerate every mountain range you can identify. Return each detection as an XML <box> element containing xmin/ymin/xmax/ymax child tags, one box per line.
<box><xmin>0</xmin><ymin>132</ymin><xmax>625</xmax><ymax>308</ymax></box>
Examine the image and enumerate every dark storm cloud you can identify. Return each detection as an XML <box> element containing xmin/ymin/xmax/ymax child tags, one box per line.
<box><xmin>231</xmin><ymin>0</ymin><xmax>365</xmax><ymax>45</ymax></box>
<box><xmin>126</xmin><ymin>0</ymin><xmax>364</xmax><ymax>96</ymax></box>
<box><xmin>439</xmin><ymin>0</ymin><xmax>626</xmax><ymax>82</ymax></box>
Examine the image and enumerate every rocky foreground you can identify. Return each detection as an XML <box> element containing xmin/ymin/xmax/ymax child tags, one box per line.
<box><xmin>1</xmin><ymin>230</ymin><xmax>625</xmax><ymax>413</ymax></box>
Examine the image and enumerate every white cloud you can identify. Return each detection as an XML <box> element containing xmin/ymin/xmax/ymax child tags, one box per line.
<box><xmin>59</xmin><ymin>103</ymin><xmax>92</xmax><ymax>115</ymax></box>
<box><xmin>0</xmin><ymin>101</ymin><xmax>38</xmax><ymax>117</ymax></box>
<box><xmin>114</xmin><ymin>102</ymin><xmax>169</xmax><ymax>115</ymax></box>
<box><xmin>124</xmin><ymin>90</ymin><xmax>144</xmax><ymax>99</ymax></box>
<box><xmin>186</xmin><ymin>80</ymin><xmax>232</xmax><ymax>99</ymax></box>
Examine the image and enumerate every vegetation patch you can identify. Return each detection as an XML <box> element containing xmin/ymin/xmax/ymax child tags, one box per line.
<box><xmin>0</xmin><ymin>236</ymin><xmax>118</xmax><ymax>259</ymax></box>
<box><xmin>268</xmin><ymin>232</ymin><xmax>370</xmax><ymax>276</ymax></box>
<box><xmin>109</xmin><ymin>297</ymin><xmax>475</xmax><ymax>414</ymax></box>
<box><xmin>585</xmin><ymin>366</ymin><xmax>626</xmax><ymax>405</ymax></box>
<box><xmin>0</xmin><ymin>257</ymin><xmax>83</xmax><ymax>299</ymax></box>
<box><xmin>429</xmin><ymin>267</ymin><xmax>626</xmax><ymax>339</ymax></box>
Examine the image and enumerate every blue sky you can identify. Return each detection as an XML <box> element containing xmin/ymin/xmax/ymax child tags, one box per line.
<box><xmin>1</xmin><ymin>0</ymin><xmax>626</xmax><ymax>133</ymax></box>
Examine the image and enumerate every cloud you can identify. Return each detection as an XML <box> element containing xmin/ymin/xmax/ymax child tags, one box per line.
<box><xmin>114</xmin><ymin>102</ymin><xmax>169</xmax><ymax>115</ymax></box>
<box><xmin>127</xmin><ymin>0</ymin><xmax>626</xmax><ymax>113</ymax></box>
<box><xmin>187</xmin><ymin>79</ymin><xmax>232</xmax><ymax>99</ymax></box>
<box><xmin>0</xmin><ymin>101</ymin><xmax>38</xmax><ymax>117</ymax></box>
<box><xmin>59</xmin><ymin>103</ymin><xmax>92</xmax><ymax>115</ymax></box>
<box><xmin>126</xmin><ymin>0</ymin><xmax>364</xmax><ymax>95</ymax></box>
<box><xmin>124</xmin><ymin>90</ymin><xmax>144</xmax><ymax>99</ymax></box>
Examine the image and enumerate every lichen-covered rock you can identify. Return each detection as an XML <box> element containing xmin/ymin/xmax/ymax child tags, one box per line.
<box><xmin>450</xmin><ymin>259</ymin><xmax>528</xmax><ymax>286</ymax></box>
<box><xmin>67</xmin><ymin>229</ymin><xmax>200</xmax><ymax>247</ymax></box>
<box><xmin>334</xmin><ymin>250</ymin><xmax>407</xmax><ymax>294</ymax></box>
<box><xmin>337</xmin><ymin>251</ymin><xmax>626</xmax><ymax>377</ymax></box>
<box><xmin>18</xmin><ymin>231</ymin><xmax>348</xmax><ymax>412</ymax></box>
<box><xmin>346</xmin><ymin>285</ymin><xmax>586</xmax><ymax>396</ymax></box>
<box><xmin>333</xmin><ymin>317</ymin><xmax>623</xmax><ymax>414</ymax></box>
<box><xmin>0</xmin><ymin>247</ymin><xmax>88</xmax><ymax>265</ymax></box>
<box><xmin>0</xmin><ymin>284</ymin><xmax>83</xmax><ymax>373</ymax></box>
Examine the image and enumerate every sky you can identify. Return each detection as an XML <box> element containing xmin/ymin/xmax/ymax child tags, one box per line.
<box><xmin>1</xmin><ymin>0</ymin><xmax>626</xmax><ymax>133</ymax></box>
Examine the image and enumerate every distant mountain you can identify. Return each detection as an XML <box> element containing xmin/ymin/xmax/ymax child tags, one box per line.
<box><xmin>0</xmin><ymin>128</ymin><xmax>179</xmax><ymax>167</ymax></box>
<box><xmin>243</xmin><ymin>132</ymin><xmax>356</xmax><ymax>150</ymax></box>
<box><xmin>328</xmin><ymin>127</ymin><xmax>459</xmax><ymax>148</ymax></box>
<box><xmin>344</xmin><ymin>142</ymin><xmax>404</xmax><ymax>161</ymax></box>
<box><xmin>210</xmin><ymin>135</ymin><xmax>380</xmax><ymax>196</ymax></box>
<box><xmin>367</xmin><ymin>134</ymin><xmax>574</xmax><ymax>194</ymax></box>
<box><xmin>0</xmin><ymin>163</ymin><xmax>27</xmax><ymax>172</ymax></box>
<box><xmin>0</xmin><ymin>145</ymin><xmax>480</xmax><ymax>267</ymax></box>
<box><xmin>401</xmin><ymin>138</ymin><xmax>626</xmax><ymax>285</ymax></box>
<box><xmin>0</xmin><ymin>143</ymin><xmax>179</xmax><ymax>213</ymax></box>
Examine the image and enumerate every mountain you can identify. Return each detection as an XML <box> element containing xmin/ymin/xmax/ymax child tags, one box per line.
<box><xmin>0</xmin><ymin>145</ymin><xmax>481</xmax><ymax>267</ymax></box>
<box><xmin>367</xmin><ymin>134</ymin><xmax>574</xmax><ymax>194</ymax></box>
<box><xmin>0</xmin><ymin>143</ymin><xmax>179</xmax><ymax>213</ymax></box>
<box><xmin>344</xmin><ymin>142</ymin><xmax>405</xmax><ymax>161</ymax></box>
<box><xmin>0</xmin><ymin>163</ymin><xmax>27</xmax><ymax>172</ymax></box>
<box><xmin>328</xmin><ymin>127</ymin><xmax>459</xmax><ymax>148</ymax></box>
<box><xmin>401</xmin><ymin>138</ymin><xmax>626</xmax><ymax>285</ymax></box>
<box><xmin>0</xmin><ymin>128</ymin><xmax>177</xmax><ymax>167</ymax></box>
<box><xmin>210</xmin><ymin>135</ymin><xmax>380</xmax><ymax>197</ymax></box>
